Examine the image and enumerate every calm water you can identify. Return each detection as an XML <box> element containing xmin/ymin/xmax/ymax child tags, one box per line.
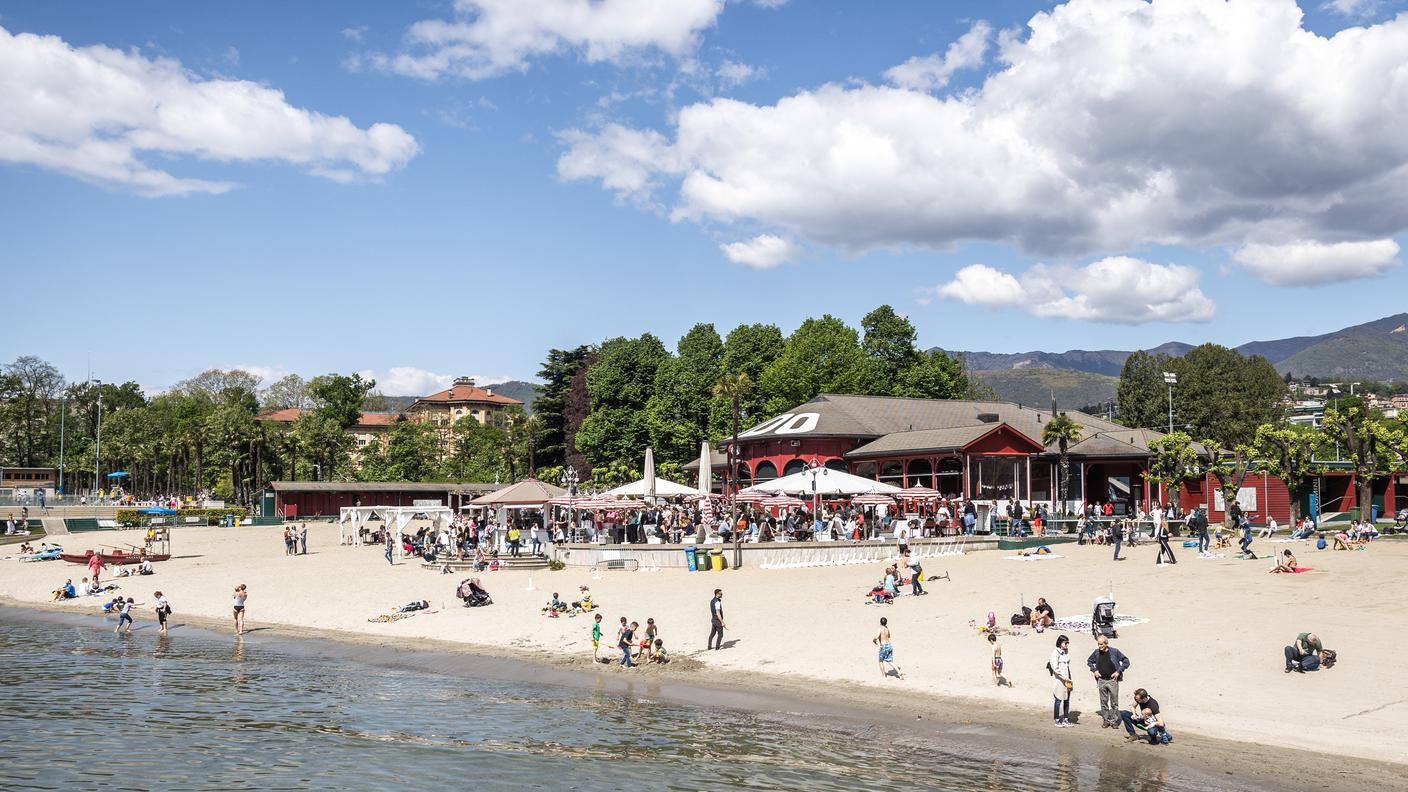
<box><xmin>0</xmin><ymin>608</ymin><xmax>1277</xmax><ymax>791</ymax></box>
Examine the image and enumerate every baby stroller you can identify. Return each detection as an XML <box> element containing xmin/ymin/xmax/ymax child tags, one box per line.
<box><xmin>457</xmin><ymin>578</ymin><xmax>492</xmax><ymax>607</ymax></box>
<box><xmin>1092</xmin><ymin>596</ymin><xmax>1117</xmax><ymax>639</ymax></box>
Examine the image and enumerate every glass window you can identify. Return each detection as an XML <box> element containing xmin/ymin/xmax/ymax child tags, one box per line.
<box><xmin>783</xmin><ymin>459</ymin><xmax>807</xmax><ymax>476</ymax></box>
<box><xmin>879</xmin><ymin>461</ymin><xmax>904</xmax><ymax>486</ymax></box>
<box><xmin>824</xmin><ymin>459</ymin><xmax>848</xmax><ymax>473</ymax></box>
<box><xmin>735</xmin><ymin>463</ymin><xmax>751</xmax><ymax>485</ymax></box>
<box><xmin>905</xmin><ymin>459</ymin><xmax>932</xmax><ymax>489</ymax></box>
<box><xmin>853</xmin><ymin>462</ymin><xmax>876</xmax><ymax>480</ymax></box>
<box><xmin>971</xmin><ymin>456</ymin><xmax>1026</xmax><ymax>501</ymax></box>
<box><xmin>754</xmin><ymin>461</ymin><xmax>778</xmax><ymax>481</ymax></box>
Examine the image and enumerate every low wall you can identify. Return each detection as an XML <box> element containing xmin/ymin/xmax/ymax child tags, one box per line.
<box><xmin>556</xmin><ymin>536</ymin><xmax>1000</xmax><ymax>569</ymax></box>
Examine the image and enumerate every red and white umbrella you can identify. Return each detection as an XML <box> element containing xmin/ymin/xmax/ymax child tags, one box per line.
<box><xmin>898</xmin><ymin>486</ymin><xmax>940</xmax><ymax>500</ymax></box>
<box><xmin>699</xmin><ymin>497</ymin><xmax>718</xmax><ymax>526</ymax></box>
<box><xmin>852</xmin><ymin>493</ymin><xmax>896</xmax><ymax>506</ymax></box>
<box><xmin>762</xmin><ymin>495</ymin><xmax>805</xmax><ymax>508</ymax></box>
<box><xmin>547</xmin><ymin>495</ymin><xmax>587</xmax><ymax>506</ymax></box>
<box><xmin>734</xmin><ymin>491</ymin><xmax>766</xmax><ymax>504</ymax></box>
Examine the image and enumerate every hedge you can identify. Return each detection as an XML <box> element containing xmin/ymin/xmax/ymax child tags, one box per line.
<box><xmin>115</xmin><ymin>507</ymin><xmax>250</xmax><ymax>526</ymax></box>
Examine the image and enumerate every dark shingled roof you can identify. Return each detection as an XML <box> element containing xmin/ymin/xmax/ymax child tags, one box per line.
<box><xmin>269</xmin><ymin>481</ymin><xmax>497</xmax><ymax>494</ymax></box>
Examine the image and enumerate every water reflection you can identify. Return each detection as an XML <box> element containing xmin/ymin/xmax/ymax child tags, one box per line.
<box><xmin>0</xmin><ymin>611</ymin><xmax>1274</xmax><ymax>792</ymax></box>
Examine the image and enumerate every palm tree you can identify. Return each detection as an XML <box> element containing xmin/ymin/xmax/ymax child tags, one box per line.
<box><xmin>712</xmin><ymin>372</ymin><xmax>753</xmax><ymax>569</ymax></box>
<box><xmin>1042</xmin><ymin>413</ymin><xmax>1083</xmax><ymax>513</ymax></box>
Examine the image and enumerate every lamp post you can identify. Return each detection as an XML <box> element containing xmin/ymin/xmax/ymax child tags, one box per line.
<box><xmin>93</xmin><ymin>380</ymin><xmax>103</xmax><ymax>504</ymax></box>
<box><xmin>1162</xmin><ymin>372</ymin><xmax>1177</xmax><ymax>434</ymax></box>
<box><xmin>564</xmin><ymin>465</ymin><xmax>579</xmax><ymax>544</ymax></box>
<box><xmin>58</xmin><ymin>395</ymin><xmax>66</xmax><ymax>496</ymax></box>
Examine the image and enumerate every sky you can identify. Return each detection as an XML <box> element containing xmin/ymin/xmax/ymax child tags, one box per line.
<box><xmin>4</xmin><ymin>0</ymin><xmax>1408</xmax><ymax>395</ymax></box>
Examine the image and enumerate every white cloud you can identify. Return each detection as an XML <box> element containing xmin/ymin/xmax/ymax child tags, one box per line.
<box><xmin>935</xmin><ymin>257</ymin><xmax>1216</xmax><ymax>325</ymax></box>
<box><xmin>234</xmin><ymin>364</ymin><xmax>295</xmax><ymax>388</ymax></box>
<box><xmin>884</xmin><ymin>20</ymin><xmax>991</xmax><ymax>92</ymax></box>
<box><xmin>353</xmin><ymin>368</ymin><xmax>516</xmax><ymax>396</ymax></box>
<box><xmin>368</xmin><ymin>0</ymin><xmax>730</xmax><ymax>80</ymax></box>
<box><xmin>0</xmin><ymin>26</ymin><xmax>419</xmax><ymax>196</ymax></box>
<box><xmin>720</xmin><ymin>234</ymin><xmax>801</xmax><ymax>269</ymax></box>
<box><xmin>560</xmin><ymin>0</ymin><xmax>1408</xmax><ymax>270</ymax></box>
<box><xmin>1323</xmin><ymin>0</ymin><xmax>1381</xmax><ymax>18</ymax></box>
<box><xmin>341</xmin><ymin>26</ymin><xmax>368</xmax><ymax>42</ymax></box>
<box><xmin>715</xmin><ymin>59</ymin><xmax>759</xmax><ymax>88</ymax></box>
<box><xmin>1233</xmin><ymin>239</ymin><xmax>1401</xmax><ymax>286</ymax></box>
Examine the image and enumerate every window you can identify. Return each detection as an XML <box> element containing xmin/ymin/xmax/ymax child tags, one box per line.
<box><xmin>905</xmin><ymin>459</ymin><xmax>932</xmax><ymax>489</ymax></box>
<box><xmin>735</xmin><ymin>462</ymin><xmax>751</xmax><ymax>485</ymax></box>
<box><xmin>853</xmin><ymin>462</ymin><xmax>877</xmax><ymax>480</ymax></box>
<box><xmin>824</xmin><ymin>459</ymin><xmax>847</xmax><ymax>472</ymax></box>
<box><xmin>754</xmin><ymin>461</ymin><xmax>779</xmax><ymax>482</ymax></box>
<box><xmin>783</xmin><ymin>458</ymin><xmax>807</xmax><ymax>476</ymax></box>
<box><xmin>970</xmin><ymin>456</ymin><xmax>1026</xmax><ymax>501</ymax></box>
<box><xmin>936</xmin><ymin>457</ymin><xmax>963</xmax><ymax>497</ymax></box>
<box><xmin>879</xmin><ymin>461</ymin><xmax>904</xmax><ymax>487</ymax></box>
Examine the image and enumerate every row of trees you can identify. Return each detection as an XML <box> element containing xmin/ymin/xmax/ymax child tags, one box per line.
<box><xmin>534</xmin><ymin>306</ymin><xmax>977</xmax><ymax>478</ymax></box>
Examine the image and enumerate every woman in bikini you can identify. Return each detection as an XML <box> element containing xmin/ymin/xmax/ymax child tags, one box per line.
<box><xmin>1270</xmin><ymin>549</ymin><xmax>1298</xmax><ymax>573</ymax></box>
<box><xmin>232</xmin><ymin>584</ymin><xmax>248</xmax><ymax>635</ymax></box>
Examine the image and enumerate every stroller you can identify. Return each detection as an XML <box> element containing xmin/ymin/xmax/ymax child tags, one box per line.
<box><xmin>1092</xmin><ymin>596</ymin><xmax>1118</xmax><ymax>639</ymax></box>
<box><xmin>457</xmin><ymin>578</ymin><xmax>493</xmax><ymax>607</ymax></box>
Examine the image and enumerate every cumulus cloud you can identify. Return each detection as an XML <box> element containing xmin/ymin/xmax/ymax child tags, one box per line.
<box><xmin>1233</xmin><ymin>239</ymin><xmax>1401</xmax><ymax>286</ymax></box>
<box><xmin>720</xmin><ymin>234</ymin><xmax>801</xmax><ymax>269</ymax></box>
<box><xmin>0</xmin><ymin>26</ymin><xmax>418</xmax><ymax>196</ymax></box>
<box><xmin>715</xmin><ymin>59</ymin><xmax>759</xmax><ymax>88</ymax></box>
<box><xmin>884</xmin><ymin>20</ymin><xmax>991</xmax><ymax>92</ymax></box>
<box><xmin>934</xmin><ymin>257</ymin><xmax>1216</xmax><ymax>325</ymax></box>
<box><xmin>560</xmin><ymin>0</ymin><xmax>1408</xmax><ymax>278</ymax></box>
<box><xmin>367</xmin><ymin>0</ymin><xmax>730</xmax><ymax>80</ymax></box>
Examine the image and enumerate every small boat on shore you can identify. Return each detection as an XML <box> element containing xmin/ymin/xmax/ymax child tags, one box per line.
<box><xmin>996</xmin><ymin>535</ymin><xmax>1076</xmax><ymax>552</ymax></box>
<box><xmin>59</xmin><ymin>550</ymin><xmax>169</xmax><ymax>565</ymax></box>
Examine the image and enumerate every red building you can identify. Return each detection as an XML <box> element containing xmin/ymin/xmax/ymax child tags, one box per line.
<box><xmin>265</xmin><ymin>481</ymin><xmax>496</xmax><ymax>518</ymax></box>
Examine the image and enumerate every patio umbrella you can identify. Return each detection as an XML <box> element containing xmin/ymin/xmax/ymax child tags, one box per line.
<box><xmin>762</xmin><ymin>495</ymin><xmax>804</xmax><ymax>508</ymax></box>
<box><xmin>643</xmin><ymin>447</ymin><xmax>657</xmax><ymax>504</ymax></box>
<box><xmin>697</xmin><ymin>441</ymin><xmax>712</xmax><ymax>495</ymax></box>
<box><xmin>106</xmin><ymin>472</ymin><xmax>130</xmax><ymax>478</ymax></box>
<box><xmin>735</xmin><ymin>491</ymin><xmax>766</xmax><ymax>504</ymax></box>
<box><xmin>741</xmin><ymin>467</ymin><xmax>902</xmax><ymax>497</ymax></box>
<box><xmin>898</xmin><ymin>486</ymin><xmax>940</xmax><ymax>499</ymax></box>
<box><xmin>851</xmin><ymin>494</ymin><xmax>896</xmax><ymax>507</ymax></box>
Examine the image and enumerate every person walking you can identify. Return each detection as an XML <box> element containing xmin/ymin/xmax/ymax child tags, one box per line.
<box><xmin>299</xmin><ymin>524</ymin><xmax>308</xmax><ymax>555</ymax></box>
<box><xmin>1049</xmin><ymin>635</ymin><xmax>1074</xmax><ymax>727</ymax></box>
<box><xmin>1190</xmin><ymin>507</ymin><xmax>1210</xmax><ymax>555</ymax></box>
<box><xmin>707</xmin><ymin>588</ymin><xmax>726</xmax><ymax>650</ymax></box>
<box><xmin>384</xmin><ymin>530</ymin><xmax>395</xmax><ymax>565</ymax></box>
<box><xmin>1154</xmin><ymin>512</ymin><xmax>1176</xmax><ymax>565</ymax></box>
<box><xmin>874</xmin><ymin>616</ymin><xmax>906</xmax><ymax>679</ymax></box>
<box><xmin>903</xmin><ymin>551</ymin><xmax>925</xmax><ymax>596</ymax></box>
<box><xmin>1109</xmin><ymin>519</ymin><xmax>1123</xmax><ymax>561</ymax></box>
<box><xmin>1088</xmin><ymin>636</ymin><xmax>1130</xmax><ymax>729</ymax></box>
<box><xmin>154</xmin><ymin>591</ymin><xmax>171</xmax><ymax>635</ymax></box>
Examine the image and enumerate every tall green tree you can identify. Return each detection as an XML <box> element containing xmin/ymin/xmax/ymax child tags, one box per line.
<box><xmin>1115</xmin><ymin>350</ymin><xmax>1179</xmax><ymax>430</ymax></box>
<box><xmin>534</xmin><ymin>345</ymin><xmax>594</xmax><ymax>468</ymax></box>
<box><xmin>0</xmin><ymin>356</ymin><xmax>64</xmax><ymax>467</ymax></box>
<box><xmin>1322</xmin><ymin>401</ymin><xmax>1401</xmax><ymax>522</ymax></box>
<box><xmin>718</xmin><ymin>323</ymin><xmax>783</xmax><ymax>425</ymax></box>
<box><xmin>646</xmin><ymin>324</ymin><xmax>724</xmax><ymax>465</ymax></box>
<box><xmin>576</xmin><ymin>334</ymin><xmax>670</xmax><ymax>471</ymax></box>
<box><xmin>1251</xmin><ymin>424</ymin><xmax>1326</xmax><ymax>523</ymax></box>
<box><xmin>860</xmin><ymin>305</ymin><xmax>921</xmax><ymax>390</ymax></box>
<box><xmin>260</xmin><ymin>374</ymin><xmax>310</xmax><ymax>412</ymax></box>
<box><xmin>760</xmin><ymin>315</ymin><xmax>865</xmax><ymax>414</ymax></box>
<box><xmin>1177</xmin><ymin>344</ymin><xmax>1284</xmax><ymax>447</ymax></box>
<box><xmin>308</xmin><ymin>373</ymin><xmax>375</xmax><ymax>430</ymax></box>
<box><xmin>363</xmin><ymin>418</ymin><xmax>441</xmax><ymax>482</ymax></box>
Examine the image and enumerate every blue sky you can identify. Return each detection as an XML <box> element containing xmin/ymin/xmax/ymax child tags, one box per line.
<box><xmin>4</xmin><ymin>0</ymin><xmax>1408</xmax><ymax>394</ymax></box>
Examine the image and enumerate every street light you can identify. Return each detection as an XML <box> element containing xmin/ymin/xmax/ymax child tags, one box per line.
<box><xmin>564</xmin><ymin>465</ymin><xmax>579</xmax><ymax>544</ymax></box>
<box><xmin>1162</xmin><ymin>372</ymin><xmax>1177</xmax><ymax>434</ymax></box>
<box><xmin>93</xmin><ymin>379</ymin><xmax>103</xmax><ymax>503</ymax></box>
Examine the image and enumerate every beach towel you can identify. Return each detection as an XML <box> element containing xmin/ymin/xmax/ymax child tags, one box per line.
<box><xmin>1053</xmin><ymin>614</ymin><xmax>1149</xmax><ymax>632</ymax></box>
<box><xmin>1004</xmin><ymin>554</ymin><xmax>1065</xmax><ymax>561</ymax></box>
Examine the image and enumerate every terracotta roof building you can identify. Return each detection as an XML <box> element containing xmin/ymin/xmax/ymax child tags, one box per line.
<box><xmin>408</xmin><ymin>377</ymin><xmax>523</xmax><ymax>452</ymax></box>
<box><xmin>255</xmin><ymin>409</ymin><xmax>400</xmax><ymax>451</ymax></box>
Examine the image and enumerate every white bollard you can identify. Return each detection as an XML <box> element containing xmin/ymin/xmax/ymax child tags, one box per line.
<box><xmin>525</xmin><ymin>576</ymin><xmax>535</xmax><ymax>591</ymax></box>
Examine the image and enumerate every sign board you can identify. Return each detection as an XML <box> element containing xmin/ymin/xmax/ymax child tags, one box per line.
<box><xmin>413</xmin><ymin>499</ymin><xmax>442</xmax><ymax>507</ymax></box>
<box><xmin>1213</xmin><ymin>487</ymin><xmax>1258</xmax><ymax>513</ymax></box>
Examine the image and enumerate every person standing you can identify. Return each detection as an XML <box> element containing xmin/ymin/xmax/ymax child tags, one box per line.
<box><xmin>1109</xmin><ymin>519</ymin><xmax>1123</xmax><ymax>561</ymax></box>
<box><xmin>507</xmin><ymin>524</ymin><xmax>522</xmax><ymax>557</ymax></box>
<box><xmin>154</xmin><ymin>591</ymin><xmax>171</xmax><ymax>635</ymax></box>
<box><xmin>1190</xmin><ymin>507</ymin><xmax>1209</xmax><ymax>555</ymax></box>
<box><xmin>1088</xmin><ymin>636</ymin><xmax>1130</xmax><ymax>729</ymax></box>
<box><xmin>299</xmin><ymin>524</ymin><xmax>309</xmax><ymax>555</ymax></box>
<box><xmin>115</xmin><ymin>597</ymin><xmax>135</xmax><ymax>634</ymax></box>
<box><xmin>1049</xmin><ymin>635</ymin><xmax>1074</xmax><ymax>727</ymax></box>
<box><xmin>620</xmin><ymin>621</ymin><xmax>637</xmax><ymax>668</ymax></box>
<box><xmin>874</xmin><ymin>617</ymin><xmax>905</xmax><ymax>679</ymax></box>
<box><xmin>707</xmin><ymin>589</ymin><xmax>726</xmax><ymax>650</ymax></box>
<box><xmin>903</xmin><ymin>551</ymin><xmax>924</xmax><ymax>596</ymax></box>
<box><xmin>384</xmin><ymin>530</ymin><xmax>395</xmax><ymax>565</ymax></box>
<box><xmin>232</xmin><ymin>584</ymin><xmax>248</xmax><ymax>635</ymax></box>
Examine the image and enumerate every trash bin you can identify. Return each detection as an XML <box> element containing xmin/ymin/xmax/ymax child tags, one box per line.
<box><xmin>709</xmin><ymin>549</ymin><xmax>725</xmax><ymax>571</ymax></box>
<box><xmin>683</xmin><ymin>546</ymin><xmax>698</xmax><ymax>572</ymax></box>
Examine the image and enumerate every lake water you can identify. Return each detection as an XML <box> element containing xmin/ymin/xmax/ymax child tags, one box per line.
<box><xmin>0</xmin><ymin>607</ymin><xmax>1280</xmax><ymax>791</ymax></box>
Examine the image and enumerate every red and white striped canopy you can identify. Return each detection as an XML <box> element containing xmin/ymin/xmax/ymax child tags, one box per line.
<box><xmin>762</xmin><ymin>495</ymin><xmax>805</xmax><ymax>508</ymax></box>
<box><xmin>851</xmin><ymin>493</ymin><xmax>896</xmax><ymax>506</ymax></box>
<box><xmin>734</xmin><ymin>491</ymin><xmax>766</xmax><ymax>504</ymax></box>
<box><xmin>898</xmin><ymin>486</ymin><xmax>940</xmax><ymax>500</ymax></box>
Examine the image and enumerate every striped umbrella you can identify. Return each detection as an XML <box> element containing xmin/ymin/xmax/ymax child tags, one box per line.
<box><xmin>699</xmin><ymin>497</ymin><xmax>718</xmax><ymax>526</ymax></box>
<box><xmin>547</xmin><ymin>495</ymin><xmax>587</xmax><ymax>506</ymax></box>
<box><xmin>762</xmin><ymin>495</ymin><xmax>805</xmax><ymax>508</ymax></box>
<box><xmin>851</xmin><ymin>493</ymin><xmax>896</xmax><ymax>506</ymax></box>
<box><xmin>898</xmin><ymin>486</ymin><xmax>940</xmax><ymax>499</ymax></box>
<box><xmin>735</xmin><ymin>491</ymin><xmax>766</xmax><ymax>504</ymax></box>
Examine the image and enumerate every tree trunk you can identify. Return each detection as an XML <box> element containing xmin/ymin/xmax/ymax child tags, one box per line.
<box><xmin>1358</xmin><ymin>477</ymin><xmax>1374</xmax><ymax>522</ymax></box>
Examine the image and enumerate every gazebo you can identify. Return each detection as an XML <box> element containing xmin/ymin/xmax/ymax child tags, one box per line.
<box><xmin>338</xmin><ymin>505</ymin><xmax>453</xmax><ymax>560</ymax></box>
<box><xmin>466</xmin><ymin>479</ymin><xmax>566</xmax><ymax>510</ymax></box>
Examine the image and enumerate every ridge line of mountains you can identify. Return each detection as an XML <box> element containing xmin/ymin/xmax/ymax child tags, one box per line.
<box><xmin>939</xmin><ymin>312</ymin><xmax>1408</xmax><ymax>409</ymax></box>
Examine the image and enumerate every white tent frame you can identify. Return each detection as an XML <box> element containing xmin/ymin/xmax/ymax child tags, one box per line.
<box><xmin>339</xmin><ymin>505</ymin><xmax>453</xmax><ymax>560</ymax></box>
<box><xmin>601</xmin><ymin>477</ymin><xmax>698</xmax><ymax>498</ymax></box>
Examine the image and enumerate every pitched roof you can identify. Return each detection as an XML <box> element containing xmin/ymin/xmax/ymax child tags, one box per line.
<box><xmin>255</xmin><ymin>409</ymin><xmax>400</xmax><ymax>430</ymax></box>
<box><xmin>268</xmin><ymin>481</ymin><xmax>496</xmax><ymax>494</ymax></box>
<box><xmin>411</xmin><ymin>385</ymin><xmax>522</xmax><ymax>407</ymax></box>
<box><xmin>845</xmin><ymin>424</ymin><xmax>1027</xmax><ymax>458</ymax></box>
<box><xmin>468</xmin><ymin>478</ymin><xmax>566</xmax><ymax>506</ymax></box>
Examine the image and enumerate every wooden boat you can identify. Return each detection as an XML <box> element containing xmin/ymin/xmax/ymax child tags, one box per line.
<box><xmin>996</xmin><ymin>535</ymin><xmax>1076</xmax><ymax>552</ymax></box>
<box><xmin>59</xmin><ymin>550</ymin><xmax>170</xmax><ymax>565</ymax></box>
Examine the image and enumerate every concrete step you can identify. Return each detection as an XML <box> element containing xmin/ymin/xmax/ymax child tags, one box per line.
<box><xmin>420</xmin><ymin>556</ymin><xmax>552</xmax><ymax>571</ymax></box>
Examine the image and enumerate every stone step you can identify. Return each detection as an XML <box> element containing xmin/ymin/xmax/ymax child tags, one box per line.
<box><xmin>420</xmin><ymin>556</ymin><xmax>552</xmax><ymax>571</ymax></box>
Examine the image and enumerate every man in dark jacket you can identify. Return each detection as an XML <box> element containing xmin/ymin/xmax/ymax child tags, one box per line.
<box><xmin>1088</xmin><ymin>635</ymin><xmax>1131</xmax><ymax>729</ymax></box>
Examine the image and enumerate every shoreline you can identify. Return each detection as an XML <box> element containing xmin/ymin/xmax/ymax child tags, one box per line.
<box><xmin>4</xmin><ymin>595</ymin><xmax>1402</xmax><ymax>792</ymax></box>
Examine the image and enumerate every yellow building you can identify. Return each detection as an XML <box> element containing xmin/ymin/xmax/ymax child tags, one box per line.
<box><xmin>407</xmin><ymin>377</ymin><xmax>523</xmax><ymax>450</ymax></box>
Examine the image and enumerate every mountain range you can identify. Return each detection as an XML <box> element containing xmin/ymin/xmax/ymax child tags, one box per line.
<box><xmin>945</xmin><ymin>313</ymin><xmax>1408</xmax><ymax>408</ymax></box>
<box><xmin>372</xmin><ymin>380</ymin><xmax>542</xmax><ymax>414</ymax></box>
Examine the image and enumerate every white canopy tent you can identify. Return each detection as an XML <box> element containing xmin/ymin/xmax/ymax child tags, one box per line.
<box><xmin>600</xmin><ymin>477</ymin><xmax>699</xmax><ymax>498</ymax></box>
<box><xmin>339</xmin><ymin>505</ymin><xmax>453</xmax><ymax>560</ymax></box>
<box><xmin>740</xmin><ymin>467</ymin><xmax>903</xmax><ymax>497</ymax></box>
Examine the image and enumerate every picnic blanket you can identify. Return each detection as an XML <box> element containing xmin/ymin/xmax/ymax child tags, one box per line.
<box><xmin>1053</xmin><ymin>614</ymin><xmax>1149</xmax><ymax>632</ymax></box>
<box><xmin>367</xmin><ymin>609</ymin><xmax>438</xmax><ymax>623</ymax></box>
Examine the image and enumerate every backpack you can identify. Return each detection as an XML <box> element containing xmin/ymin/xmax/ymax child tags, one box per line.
<box><xmin>1011</xmin><ymin>606</ymin><xmax>1032</xmax><ymax>626</ymax></box>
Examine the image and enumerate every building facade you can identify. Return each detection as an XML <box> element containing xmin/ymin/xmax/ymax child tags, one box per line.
<box><xmin>407</xmin><ymin>377</ymin><xmax>523</xmax><ymax>452</ymax></box>
<box><xmin>255</xmin><ymin>409</ymin><xmax>398</xmax><ymax>452</ymax></box>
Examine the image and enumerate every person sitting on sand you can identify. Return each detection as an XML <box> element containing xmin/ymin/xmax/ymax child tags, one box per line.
<box><xmin>571</xmin><ymin>586</ymin><xmax>595</xmax><ymax>613</ymax></box>
<box><xmin>1284</xmin><ymin>632</ymin><xmax>1335</xmax><ymax>672</ymax></box>
<box><xmin>51</xmin><ymin>579</ymin><xmax>76</xmax><ymax>601</ymax></box>
<box><xmin>398</xmin><ymin>600</ymin><xmax>430</xmax><ymax>613</ymax></box>
<box><xmin>542</xmin><ymin>593</ymin><xmax>567</xmax><ymax>617</ymax></box>
<box><xmin>650</xmin><ymin>638</ymin><xmax>669</xmax><ymax>664</ymax></box>
<box><xmin>1270</xmin><ymin>549</ymin><xmax>1298</xmax><ymax>573</ymax></box>
<box><xmin>1120</xmin><ymin>688</ymin><xmax>1170</xmax><ymax>744</ymax></box>
<box><xmin>1290</xmin><ymin>520</ymin><xmax>1315</xmax><ymax>540</ymax></box>
<box><xmin>1032</xmin><ymin>597</ymin><xmax>1056</xmax><ymax>629</ymax></box>
<box><xmin>1258</xmin><ymin>517</ymin><xmax>1280</xmax><ymax>539</ymax></box>
<box><xmin>138</xmin><ymin>556</ymin><xmax>154</xmax><ymax>575</ymax></box>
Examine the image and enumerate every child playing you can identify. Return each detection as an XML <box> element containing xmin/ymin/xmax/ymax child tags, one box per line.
<box><xmin>989</xmin><ymin>633</ymin><xmax>1005</xmax><ymax>686</ymax></box>
<box><xmin>542</xmin><ymin>592</ymin><xmax>567</xmax><ymax>617</ymax></box>
<box><xmin>637</xmin><ymin>618</ymin><xmax>658</xmax><ymax>660</ymax></box>
<box><xmin>115</xmin><ymin>597</ymin><xmax>135</xmax><ymax>634</ymax></box>
<box><xmin>651</xmin><ymin>638</ymin><xmax>669</xmax><ymax>664</ymax></box>
<box><xmin>591</xmin><ymin>613</ymin><xmax>603</xmax><ymax>662</ymax></box>
<box><xmin>572</xmin><ymin>586</ymin><xmax>595</xmax><ymax>613</ymax></box>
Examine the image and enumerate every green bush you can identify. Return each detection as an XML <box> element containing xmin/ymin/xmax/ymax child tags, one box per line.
<box><xmin>114</xmin><ymin>507</ymin><xmax>250</xmax><ymax>527</ymax></box>
<box><xmin>548</xmin><ymin>559</ymin><xmax>566</xmax><ymax>571</ymax></box>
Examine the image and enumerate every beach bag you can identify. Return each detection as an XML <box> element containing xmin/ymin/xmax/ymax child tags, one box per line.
<box><xmin>1011</xmin><ymin>606</ymin><xmax>1032</xmax><ymax>626</ymax></box>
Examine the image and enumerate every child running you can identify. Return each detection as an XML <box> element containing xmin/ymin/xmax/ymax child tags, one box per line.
<box><xmin>620</xmin><ymin>620</ymin><xmax>637</xmax><ymax>668</ymax></box>
<box><xmin>115</xmin><ymin>597</ymin><xmax>135</xmax><ymax>634</ymax></box>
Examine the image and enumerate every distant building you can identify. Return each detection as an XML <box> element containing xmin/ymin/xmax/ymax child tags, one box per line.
<box><xmin>1284</xmin><ymin>400</ymin><xmax>1325</xmax><ymax>428</ymax></box>
<box><xmin>407</xmin><ymin>376</ymin><xmax>523</xmax><ymax>451</ymax></box>
<box><xmin>0</xmin><ymin>466</ymin><xmax>57</xmax><ymax>500</ymax></box>
<box><xmin>1391</xmin><ymin>394</ymin><xmax>1408</xmax><ymax>411</ymax></box>
<box><xmin>255</xmin><ymin>409</ymin><xmax>399</xmax><ymax>451</ymax></box>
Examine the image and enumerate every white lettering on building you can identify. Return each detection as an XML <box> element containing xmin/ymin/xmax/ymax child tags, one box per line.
<box><xmin>773</xmin><ymin>413</ymin><xmax>820</xmax><ymax>435</ymax></box>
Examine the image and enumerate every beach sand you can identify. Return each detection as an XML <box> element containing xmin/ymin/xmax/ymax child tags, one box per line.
<box><xmin>4</xmin><ymin>525</ymin><xmax>1405</xmax><ymax>790</ymax></box>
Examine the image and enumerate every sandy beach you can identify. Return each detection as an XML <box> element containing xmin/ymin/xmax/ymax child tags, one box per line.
<box><xmin>5</xmin><ymin>524</ymin><xmax>1406</xmax><ymax>790</ymax></box>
